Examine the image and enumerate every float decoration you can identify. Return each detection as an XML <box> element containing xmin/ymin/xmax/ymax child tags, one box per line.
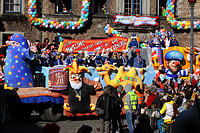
<box><xmin>28</xmin><ymin>0</ymin><xmax>90</xmax><ymax>30</ymax></box>
<box><xmin>166</xmin><ymin>0</ymin><xmax>200</xmax><ymax>30</ymax></box>
<box><xmin>104</xmin><ymin>24</ymin><xmax>124</xmax><ymax>37</ymax></box>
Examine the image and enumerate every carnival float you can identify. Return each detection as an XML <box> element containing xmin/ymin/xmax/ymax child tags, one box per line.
<box><xmin>1</xmin><ymin>0</ymin><xmax>200</xmax><ymax>123</ymax></box>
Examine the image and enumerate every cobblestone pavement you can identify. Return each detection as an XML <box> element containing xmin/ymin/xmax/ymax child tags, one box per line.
<box><xmin>1</xmin><ymin>113</ymin><xmax>129</xmax><ymax>133</ymax></box>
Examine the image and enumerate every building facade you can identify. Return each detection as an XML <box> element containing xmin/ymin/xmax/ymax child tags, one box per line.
<box><xmin>0</xmin><ymin>0</ymin><xmax>200</xmax><ymax>47</ymax></box>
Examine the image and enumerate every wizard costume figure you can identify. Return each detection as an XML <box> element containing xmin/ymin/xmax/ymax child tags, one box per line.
<box><xmin>4</xmin><ymin>33</ymin><xmax>37</xmax><ymax>89</ymax></box>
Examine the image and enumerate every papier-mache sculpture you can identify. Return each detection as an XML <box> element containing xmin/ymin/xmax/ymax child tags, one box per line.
<box><xmin>4</xmin><ymin>33</ymin><xmax>37</xmax><ymax>89</ymax></box>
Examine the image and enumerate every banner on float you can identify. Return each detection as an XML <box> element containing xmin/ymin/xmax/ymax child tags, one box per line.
<box><xmin>113</xmin><ymin>15</ymin><xmax>159</xmax><ymax>27</ymax></box>
<box><xmin>58</xmin><ymin>37</ymin><xmax>129</xmax><ymax>53</ymax></box>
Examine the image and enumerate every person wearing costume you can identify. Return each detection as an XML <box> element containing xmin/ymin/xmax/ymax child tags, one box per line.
<box><xmin>65</xmin><ymin>49</ymin><xmax>74</xmax><ymax>66</ymax></box>
<box><xmin>168</xmin><ymin>31</ymin><xmax>173</xmax><ymax>41</ymax></box>
<box><xmin>39</xmin><ymin>49</ymin><xmax>50</xmax><ymax>66</ymax></box>
<box><xmin>151</xmin><ymin>32</ymin><xmax>162</xmax><ymax>48</ymax></box>
<box><xmin>147</xmin><ymin>32</ymin><xmax>154</xmax><ymax>48</ymax></box>
<box><xmin>4</xmin><ymin>33</ymin><xmax>37</xmax><ymax>88</ymax></box>
<box><xmin>102</xmin><ymin>48</ymin><xmax>111</xmax><ymax>64</ymax></box>
<box><xmin>130</xmin><ymin>49</ymin><xmax>144</xmax><ymax>68</ymax></box>
<box><xmin>120</xmin><ymin>50</ymin><xmax>130</xmax><ymax>67</ymax></box>
<box><xmin>60</xmin><ymin>59</ymin><xmax>101</xmax><ymax>113</ymax></box>
<box><xmin>86</xmin><ymin>51</ymin><xmax>96</xmax><ymax>67</ymax></box>
<box><xmin>170</xmin><ymin>35</ymin><xmax>179</xmax><ymax>47</ymax></box>
<box><xmin>159</xmin><ymin>50</ymin><xmax>189</xmax><ymax>79</ymax></box>
<box><xmin>129</xmin><ymin>33</ymin><xmax>140</xmax><ymax>48</ymax></box>
<box><xmin>95</xmin><ymin>47</ymin><xmax>103</xmax><ymax>67</ymax></box>
<box><xmin>77</xmin><ymin>51</ymin><xmax>85</xmax><ymax>66</ymax></box>
<box><xmin>53</xmin><ymin>52</ymin><xmax>63</xmax><ymax>66</ymax></box>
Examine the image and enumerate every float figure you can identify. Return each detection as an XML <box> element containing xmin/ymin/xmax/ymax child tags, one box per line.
<box><xmin>4</xmin><ymin>33</ymin><xmax>37</xmax><ymax>88</ymax></box>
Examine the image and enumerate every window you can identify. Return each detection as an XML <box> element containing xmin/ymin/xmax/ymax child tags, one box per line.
<box><xmin>56</xmin><ymin>0</ymin><xmax>72</xmax><ymax>13</ymax></box>
<box><xmin>4</xmin><ymin>0</ymin><xmax>21</xmax><ymax>13</ymax></box>
<box><xmin>91</xmin><ymin>0</ymin><xmax>107</xmax><ymax>14</ymax></box>
<box><xmin>125</xmin><ymin>0</ymin><xmax>141</xmax><ymax>15</ymax></box>
<box><xmin>158</xmin><ymin>0</ymin><xmax>167</xmax><ymax>16</ymax></box>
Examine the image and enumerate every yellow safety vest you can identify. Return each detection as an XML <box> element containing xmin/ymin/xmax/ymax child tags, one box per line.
<box><xmin>124</xmin><ymin>91</ymin><xmax>138</xmax><ymax>110</ymax></box>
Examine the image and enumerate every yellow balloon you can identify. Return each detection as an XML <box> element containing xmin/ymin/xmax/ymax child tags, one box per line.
<box><xmin>167</xmin><ymin>18</ymin><xmax>170</xmax><ymax>21</ymax></box>
<box><xmin>111</xmin><ymin>28</ymin><xmax>114</xmax><ymax>31</ymax></box>
<box><xmin>116</xmin><ymin>34</ymin><xmax>120</xmax><ymax>37</ymax></box>
<box><xmin>51</xmin><ymin>21</ymin><xmax>54</xmax><ymax>25</ymax></box>
<box><xmin>171</xmin><ymin>5</ymin><xmax>174</xmax><ymax>8</ymax></box>
<box><xmin>185</xmin><ymin>26</ymin><xmax>188</xmax><ymax>29</ymax></box>
<box><xmin>177</xmin><ymin>27</ymin><xmax>180</xmax><ymax>30</ymax></box>
<box><xmin>179</xmin><ymin>22</ymin><xmax>182</xmax><ymax>25</ymax></box>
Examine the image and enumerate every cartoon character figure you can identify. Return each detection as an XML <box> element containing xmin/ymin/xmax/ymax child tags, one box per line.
<box><xmin>159</xmin><ymin>50</ymin><xmax>190</xmax><ymax>79</ymax></box>
<box><xmin>49</xmin><ymin>59</ymin><xmax>101</xmax><ymax>113</ymax></box>
<box><xmin>195</xmin><ymin>55</ymin><xmax>200</xmax><ymax>76</ymax></box>
<box><xmin>4</xmin><ymin>33</ymin><xmax>37</xmax><ymax>89</ymax></box>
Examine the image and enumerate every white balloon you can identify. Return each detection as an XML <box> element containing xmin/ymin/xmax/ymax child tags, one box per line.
<box><xmin>106</xmin><ymin>30</ymin><xmax>108</xmax><ymax>33</ymax></box>
<box><xmin>45</xmin><ymin>25</ymin><xmax>48</xmax><ymax>28</ymax></box>
<box><xmin>56</xmin><ymin>26</ymin><xmax>59</xmax><ymax>29</ymax></box>
<box><xmin>61</xmin><ymin>22</ymin><xmax>64</xmax><ymax>25</ymax></box>
<box><xmin>43</xmin><ymin>23</ymin><xmax>46</xmax><ymax>26</ymax></box>
<box><xmin>72</xmin><ymin>26</ymin><xmax>75</xmax><ymax>30</ymax></box>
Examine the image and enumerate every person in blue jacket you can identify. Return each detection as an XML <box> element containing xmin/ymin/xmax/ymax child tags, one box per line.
<box><xmin>65</xmin><ymin>49</ymin><xmax>74</xmax><ymax>66</ymax></box>
<box><xmin>170</xmin><ymin>35</ymin><xmax>179</xmax><ymax>47</ymax></box>
<box><xmin>39</xmin><ymin>49</ymin><xmax>50</xmax><ymax>67</ymax></box>
<box><xmin>77</xmin><ymin>51</ymin><xmax>85</xmax><ymax>66</ymax></box>
<box><xmin>130</xmin><ymin>49</ymin><xmax>144</xmax><ymax>68</ymax></box>
<box><xmin>151</xmin><ymin>32</ymin><xmax>162</xmax><ymax>48</ymax></box>
<box><xmin>120</xmin><ymin>50</ymin><xmax>130</xmax><ymax>67</ymax></box>
<box><xmin>95</xmin><ymin>47</ymin><xmax>103</xmax><ymax>67</ymax></box>
<box><xmin>129</xmin><ymin>33</ymin><xmax>140</xmax><ymax>48</ymax></box>
<box><xmin>53</xmin><ymin>52</ymin><xmax>63</xmax><ymax>66</ymax></box>
<box><xmin>86</xmin><ymin>51</ymin><xmax>96</xmax><ymax>67</ymax></box>
<box><xmin>147</xmin><ymin>32</ymin><xmax>154</xmax><ymax>48</ymax></box>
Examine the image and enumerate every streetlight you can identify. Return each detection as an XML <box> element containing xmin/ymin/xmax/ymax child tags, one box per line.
<box><xmin>188</xmin><ymin>0</ymin><xmax>196</xmax><ymax>83</ymax></box>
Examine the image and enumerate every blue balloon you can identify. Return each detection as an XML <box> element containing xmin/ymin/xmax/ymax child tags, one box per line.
<box><xmin>105</xmin><ymin>26</ymin><xmax>108</xmax><ymax>29</ymax></box>
<box><xmin>81</xmin><ymin>8</ymin><xmax>85</xmax><ymax>11</ymax></box>
<box><xmin>115</xmin><ymin>31</ymin><xmax>118</xmax><ymax>34</ymax></box>
<box><xmin>196</xmin><ymin>23</ymin><xmax>199</xmax><ymax>27</ymax></box>
<box><xmin>86</xmin><ymin>9</ymin><xmax>89</xmax><ymax>12</ymax></box>
<box><xmin>38</xmin><ymin>22</ymin><xmax>41</xmax><ymax>25</ymax></box>
<box><xmin>81</xmin><ymin>16</ymin><xmax>84</xmax><ymax>20</ymax></box>
<box><xmin>179</xmin><ymin>26</ymin><xmax>182</xmax><ymax>29</ymax></box>
<box><xmin>80</xmin><ymin>24</ymin><xmax>83</xmax><ymax>27</ymax></box>
<box><xmin>50</xmin><ymin>25</ymin><xmax>53</xmax><ymax>28</ymax></box>
<box><xmin>29</xmin><ymin>12</ymin><xmax>33</xmax><ymax>15</ymax></box>
<box><xmin>32</xmin><ymin>3</ymin><xmax>35</xmax><ymax>6</ymax></box>
<box><xmin>104</xmin><ymin>28</ymin><xmax>107</xmax><ymax>31</ymax></box>
<box><xmin>34</xmin><ymin>23</ymin><xmax>38</xmax><ymax>26</ymax></box>
<box><xmin>69</xmin><ymin>24</ymin><xmax>72</xmax><ymax>27</ymax></box>
<box><xmin>32</xmin><ymin>14</ymin><xmax>35</xmax><ymax>18</ymax></box>
<box><xmin>77</xmin><ymin>26</ymin><xmax>80</xmax><ymax>29</ymax></box>
<box><xmin>30</xmin><ymin>6</ymin><xmax>33</xmax><ymax>9</ymax></box>
<box><xmin>166</xmin><ymin>13</ymin><xmax>169</xmax><ymax>16</ymax></box>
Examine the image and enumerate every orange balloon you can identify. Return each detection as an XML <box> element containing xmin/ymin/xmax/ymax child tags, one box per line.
<box><xmin>33</xmin><ymin>5</ymin><xmax>37</xmax><ymax>9</ymax></box>
<box><xmin>35</xmin><ymin>19</ymin><xmax>39</xmax><ymax>23</ymax></box>
<box><xmin>41</xmin><ymin>20</ymin><xmax>43</xmax><ymax>24</ymax></box>
<box><xmin>28</xmin><ymin>3</ymin><xmax>31</xmax><ymax>7</ymax></box>
<box><xmin>169</xmin><ymin>12</ymin><xmax>173</xmax><ymax>15</ymax></box>
<box><xmin>66</xmin><ymin>22</ymin><xmax>70</xmax><ymax>26</ymax></box>
<box><xmin>172</xmin><ymin>23</ymin><xmax>175</xmax><ymax>26</ymax></box>
<box><xmin>77</xmin><ymin>22</ymin><xmax>80</xmax><ymax>26</ymax></box>
<box><xmin>30</xmin><ymin>17</ymin><xmax>33</xmax><ymax>20</ymax></box>
<box><xmin>163</xmin><ymin>29</ymin><xmax>166</xmax><ymax>32</ymax></box>
<box><xmin>56</xmin><ymin>22</ymin><xmax>59</xmax><ymax>25</ymax></box>
<box><xmin>28</xmin><ymin>14</ymin><xmax>31</xmax><ymax>17</ymax></box>
<box><xmin>108</xmin><ymin>31</ymin><xmax>112</xmax><ymax>34</ymax></box>
<box><xmin>171</xmin><ymin>14</ymin><xmax>174</xmax><ymax>18</ymax></box>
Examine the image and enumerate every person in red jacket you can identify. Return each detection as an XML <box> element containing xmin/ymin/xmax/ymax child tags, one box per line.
<box><xmin>146</xmin><ymin>85</ymin><xmax>157</xmax><ymax>107</ymax></box>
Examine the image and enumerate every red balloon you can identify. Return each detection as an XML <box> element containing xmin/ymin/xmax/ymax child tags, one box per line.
<box><xmin>88</xmin><ymin>0</ymin><xmax>90</xmax><ymax>1</ymax></box>
<box><xmin>83</xmin><ymin>11</ymin><xmax>87</xmax><ymax>14</ymax></box>
<box><xmin>75</xmin><ymin>24</ymin><xmax>78</xmax><ymax>28</ymax></box>
<box><xmin>168</xmin><ymin>10</ymin><xmax>171</xmax><ymax>13</ymax></box>
<box><xmin>175</xmin><ymin>21</ymin><xmax>178</xmax><ymax>25</ymax></box>
<box><xmin>113</xmin><ymin>34</ymin><xmax>116</xmax><ymax>37</ymax></box>
<box><xmin>182</xmin><ymin>24</ymin><xmax>185</xmax><ymax>27</ymax></box>
<box><xmin>88</xmin><ymin>7</ymin><xmax>90</xmax><ymax>9</ymax></box>
<box><xmin>29</xmin><ymin>19</ymin><xmax>32</xmax><ymax>22</ymax></box>
<box><xmin>61</xmin><ymin>26</ymin><xmax>64</xmax><ymax>29</ymax></box>
<box><xmin>40</xmin><ymin>24</ymin><xmax>43</xmax><ymax>27</ymax></box>
<box><xmin>35</xmin><ymin>14</ymin><xmax>38</xmax><ymax>17</ymax></box>
<box><xmin>81</xmin><ymin>6</ymin><xmax>84</xmax><ymax>8</ymax></box>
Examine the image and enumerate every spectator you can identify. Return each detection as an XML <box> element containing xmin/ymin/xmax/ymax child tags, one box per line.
<box><xmin>160</xmin><ymin>95</ymin><xmax>174</xmax><ymax>133</ymax></box>
<box><xmin>168</xmin><ymin>31</ymin><xmax>173</xmax><ymax>41</ymax></box>
<box><xmin>151</xmin><ymin>32</ymin><xmax>162</xmax><ymax>48</ymax></box>
<box><xmin>110</xmin><ymin>51</ymin><xmax>122</xmax><ymax>67</ymax></box>
<box><xmin>124</xmin><ymin>84</ymin><xmax>137</xmax><ymax>133</ymax></box>
<box><xmin>170</xmin><ymin>35</ymin><xmax>179</xmax><ymax>47</ymax></box>
<box><xmin>146</xmin><ymin>85</ymin><xmax>157</xmax><ymax>107</ymax></box>
<box><xmin>39</xmin><ymin>49</ymin><xmax>50</xmax><ymax>67</ymax></box>
<box><xmin>53</xmin><ymin>52</ymin><xmax>63</xmax><ymax>66</ymax></box>
<box><xmin>96</xmin><ymin>86</ymin><xmax>115</xmax><ymax>133</ymax></box>
<box><xmin>101</xmin><ymin>2</ymin><xmax>106</xmax><ymax>14</ymax></box>
<box><xmin>164</xmin><ymin>33</ymin><xmax>170</xmax><ymax>49</ymax></box>
<box><xmin>43</xmin><ymin>38</ymin><xmax>50</xmax><ymax>49</ymax></box>
<box><xmin>129</xmin><ymin>33</ymin><xmax>140</xmax><ymax>48</ymax></box>
<box><xmin>35</xmin><ymin>40</ymin><xmax>41</xmax><ymax>53</ymax></box>
<box><xmin>121</xmin><ymin>50</ymin><xmax>130</xmax><ymax>67</ymax></box>
<box><xmin>143</xmin><ymin>32</ymin><xmax>154</xmax><ymax>48</ymax></box>
<box><xmin>130</xmin><ymin>49</ymin><xmax>144</xmax><ymax>68</ymax></box>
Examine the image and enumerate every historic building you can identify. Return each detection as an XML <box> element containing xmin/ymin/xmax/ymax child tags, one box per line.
<box><xmin>0</xmin><ymin>0</ymin><xmax>200</xmax><ymax>47</ymax></box>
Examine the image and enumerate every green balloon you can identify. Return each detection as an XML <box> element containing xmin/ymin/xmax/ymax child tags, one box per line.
<box><xmin>64</xmin><ymin>21</ymin><xmax>66</xmax><ymax>24</ymax></box>
<box><xmin>81</xmin><ymin>21</ymin><xmax>84</xmax><ymax>24</ymax></box>
<box><xmin>170</xmin><ymin>17</ymin><xmax>173</xmax><ymax>20</ymax></box>
<box><xmin>175</xmin><ymin>25</ymin><xmax>177</xmax><ymax>28</ymax></box>
<box><xmin>32</xmin><ymin>20</ymin><xmax>35</xmax><ymax>23</ymax></box>
<box><xmin>64</xmin><ymin>24</ymin><xmax>67</xmax><ymax>27</ymax></box>
<box><xmin>88</xmin><ymin>2</ymin><xmax>90</xmax><ymax>4</ymax></box>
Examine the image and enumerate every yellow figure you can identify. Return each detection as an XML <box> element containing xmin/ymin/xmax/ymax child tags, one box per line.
<box><xmin>195</xmin><ymin>55</ymin><xmax>200</xmax><ymax>75</ymax></box>
<box><xmin>96</xmin><ymin>60</ymin><xmax>144</xmax><ymax>90</ymax></box>
<box><xmin>151</xmin><ymin>49</ymin><xmax>160</xmax><ymax>70</ymax></box>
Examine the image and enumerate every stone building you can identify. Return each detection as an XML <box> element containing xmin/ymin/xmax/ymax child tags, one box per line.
<box><xmin>0</xmin><ymin>0</ymin><xmax>200</xmax><ymax>47</ymax></box>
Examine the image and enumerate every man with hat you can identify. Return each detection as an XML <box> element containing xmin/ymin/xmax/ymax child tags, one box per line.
<box><xmin>65</xmin><ymin>49</ymin><xmax>74</xmax><ymax>66</ymax></box>
<box><xmin>121</xmin><ymin>50</ymin><xmax>130</xmax><ymax>67</ymax></box>
<box><xmin>77</xmin><ymin>51</ymin><xmax>85</xmax><ymax>66</ymax></box>
<box><xmin>86</xmin><ymin>51</ymin><xmax>96</xmax><ymax>67</ymax></box>
<box><xmin>95</xmin><ymin>47</ymin><xmax>103</xmax><ymax>67</ymax></box>
<box><xmin>159</xmin><ymin>50</ymin><xmax>190</xmax><ymax>79</ymax></box>
<box><xmin>168</xmin><ymin>31</ymin><xmax>173</xmax><ymax>41</ymax></box>
<box><xmin>130</xmin><ymin>49</ymin><xmax>144</xmax><ymax>68</ymax></box>
<box><xmin>129</xmin><ymin>33</ymin><xmax>140</xmax><ymax>49</ymax></box>
<box><xmin>170</xmin><ymin>35</ymin><xmax>179</xmax><ymax>47</ymax></box>
<box><xmin>39</xmin><ymin>49</ymin><xmax>49</xmax><ymax>66</ymax></box>
<box><xmin>102</xmin><ymin>48</ymin><xmax>111</xmax><ymax>64</ymax></box>
<box><xmin>53</xmin><ymin>52</ymin><xmax>63</xmax><ymax>66</ymax></box>
<box><xmin>147</xmin><ymin>32</ymin><xmax>154</xmax><ymax>48</ymax></box>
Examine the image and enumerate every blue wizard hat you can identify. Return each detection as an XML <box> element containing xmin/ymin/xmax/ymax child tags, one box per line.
<box><xmin>155</xmin><ymin>32</ymin><xmax>159</xmax><ymax>36</ymax></box>
<box><xmin>10</xmin><ymin>33</ymin><xmax>29</xmax><ymax>49</ymax></box>
<box><xmin>165</xmin><ymin>50</ymin><xmax>184</xmax><ymax>62</ymax></box>
<box><xmin>89</xmin><ymin>51</ymin><xmax>95</xmax><ymax>56</ymax></box>
<box><xmin>172</xmin><ymin>34</ymin><xmax>175</xmax><ymax>38</ymax></box>
<box><xmin>150</xmin><ymin>32</ymin><xmax>154</xmax><ymax>36</ymax></box>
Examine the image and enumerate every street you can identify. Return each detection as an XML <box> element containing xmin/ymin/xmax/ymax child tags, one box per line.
<box><xmin>1</xmin><ymin>113</ymin><xmax>129</xmax><ymax>133</ymax></box>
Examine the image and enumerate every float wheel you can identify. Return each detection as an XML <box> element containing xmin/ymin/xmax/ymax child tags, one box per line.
<box><xmin>8</xmin><ymin>103</ymin><xmax>32</xmax><ymax>121</ymax></box>
<box><xmin>0</xmin><ymin>92</ymin><xmax>6</xmax><ymax>129</ymax></box>
<box><xmin>43</xmin><ymin>103</ymin><xmax>63</xmax><ymax>122</ymax></box>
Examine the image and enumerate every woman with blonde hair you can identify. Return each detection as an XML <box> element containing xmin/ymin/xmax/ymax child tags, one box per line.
<box><xmin>110</xmin><ymin>52</ymin><xmax>122</xmax><ymax>67</ymax></box>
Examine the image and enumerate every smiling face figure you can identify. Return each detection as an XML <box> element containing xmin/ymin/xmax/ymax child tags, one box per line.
<box><xmin>10</xmin><ymin>41</ymin><xmax>20</xmax><ymax>47</ymax></box>
<box><xmin>167</xmin><ymin>60</ymin><xmax>181</xmax><ymax>74</ymax></box>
